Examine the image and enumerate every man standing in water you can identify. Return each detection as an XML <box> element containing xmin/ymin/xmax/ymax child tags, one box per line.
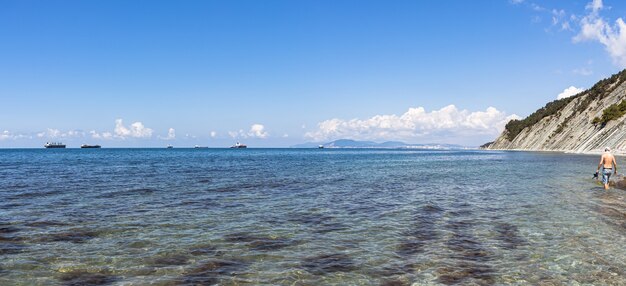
<box><xmin>597</xmin><ymin>147</ymin><xmax>617</xmax><ymax>190</ymax></box>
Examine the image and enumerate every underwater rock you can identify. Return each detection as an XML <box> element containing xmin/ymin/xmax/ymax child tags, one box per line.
<box><xmin>301</xmin><ymin>253</ymin><xmax>357</xmax><ymax>275</ymax></box>
<box><xmin>57</xmin><ymin>270</ymin><xmax>117</xmax><ymax>286</ymax></box>
<box><xmin>180</xmin><ymin>258</ymin><xmax>249</xmax><ymax>285</ymax></box>
<box><xmin>614</xmin><ymin>178</ymin><xmax>626</xmax><ymax>189</ymax></box>
<box><xmin>25</xmin><ymin>221</ymin><xmax>70</xmax><ymax>228</ymax></box>
<box><xmin>436</xmin><ymin>262</ymin><xmax>495</xmax><ymax>285</ymax></box>
<box><xmin>148</xmin><ymin>253</ymin><xmax>189</xmax><ymax>267</ymax></box>
<box><xmin>494</xmin><ymin>222</ymin><xmax>527</xmax><ymax>250</ymax></box>
<box><xmin>248</xmin><ymin>237</ymin><xmax>298</xmax><ymax>251</ymax></box>
<box><xmin>39</xmin><ymin>229</ymin><xmax>100</xmax><ymax>243</ymax></box>
<box><xmin>189</xmin><ymin>243</ymin><xmax>220</xmax><ymax>256</ymax></box>
<box><xmin>0</xmin><ymin>241</ymin><xmax>26</xmax><ymax>255</ymax></box>
<box><xmin>223</xmin><ymin>232</ymin><xmax>261</xmax><ymax>243</ymax></box>
<box><xmin>224</xmin><ymin>232</ymin><xmax>299</xmax><ymax>251</ymax></box>
<box><xmin>380</xmin><ymin>279</ymin><xmax>410</xmax><ymax>286</ymax></box>
<box><xmin>0</xmin><ymin>226</ymin><xmax>20</xmax><ymax>234</ymax></box>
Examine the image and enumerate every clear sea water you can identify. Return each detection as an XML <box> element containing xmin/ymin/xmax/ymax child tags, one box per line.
<box><xmin>0</xmin><ymin>148</ymin><xmax>625</xmax><ymax>285</ymax></box>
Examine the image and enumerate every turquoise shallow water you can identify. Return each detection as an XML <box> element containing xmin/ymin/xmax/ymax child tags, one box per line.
<box><xmin>0</xmin><ymin>148</ymin><xmax>625</xmax><ymax>285</ymax></box>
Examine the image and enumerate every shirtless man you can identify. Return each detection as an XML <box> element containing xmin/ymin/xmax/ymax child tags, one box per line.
<box><xmin>597</xmin><ymin>147</ymin><xmax>617</xmax><ymax>190</ymax></box>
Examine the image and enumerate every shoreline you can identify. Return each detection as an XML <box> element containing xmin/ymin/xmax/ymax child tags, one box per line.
<box><xmin>483</xmin><ymin>148</ymin><xmax>626</xmax><ymax>157</ymax></box>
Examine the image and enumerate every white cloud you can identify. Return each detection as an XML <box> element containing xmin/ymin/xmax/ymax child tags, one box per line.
<box><xmin>531</xmin><ymin>3</ymin><xmax>545</xmax><ymax>12</ymax></box>
<box><xmin>228</xmin><ymin>124</ymin><xmax>270</xmax><ymax>139</ymax></box>
<box><xmin>0</xmin><ymin>130</ymin><xmax>10</xmax><ymax>140</ymax></box>
<box><xmin>248</xmin><ymin>124</ymin><xmax>268</xmax><ymax>138</ymax></box>
<box><xmin>90</xmin><ymin>130</ymin><xmax>113</xmax><ymax>139</ymax></box>
<box><xmin>573</xmin><ymin>0</ymin><xmax>626</xmax><ymax>67</ymax></box>
<box><xmin>36</xmin><ymin>128</ymin><xmax>85</xmax><ymax>139</ymax></box>
<box><xmin>0</xmin><ymin>130</ymin><xmax>31</xmax><ymax>140</ymax></box>
<box><xmin>159</xmin><ymin>128</ymin><xmax>176</xmax><ymax>140</ymax></box>
<box><xmin>88</xmin><ymin>119</ymin><xmax>153</xmax><ymax>140</ymax></box>
<box><xmin>3</xmin><ymin>119</ymin><xmax>156</xmax><ymax>143</ymax></box>
<box><xmin>586</xmin><ymin>0</ymin><xmax>603</xmax><ymax>12</ymax></box>
<box><xmin>557</xmin><ymin>86</ymin><xmax>585</xmax><ymax>99</ymax></box>
<box><xmin>514</xmin><ymin>0</ymin><xmax>625</xmax><ymax>67</ymax></box>
<box><xmin>44</xmin><ymin>128</ymin><xmax>61</xmax><ymax>138</ymax></box>
<box><xmin>114</xmin><ymin>119</ymin><xmax>153</xmax><ymax>138</ymax></box>
<box><xmin>66</xmin><ymin>130</ymin><xmax>84</xmax><ymax>137</ymax></box>
<box><xmin>305</xmin><ymin>105</ymin><xmax>519</xmax><ymax>142</ymax></box>
<box><xmin>552</xmin><ymin>9</ymin><xmax>572</xmax><ymax>30</ymax></box>
<box><xmin>210</xmin><ymin>131</ymin><xmax>217</xmax><ymax>138</ymax></box>
<box><xmin>228</xmin><ymin>131</ymin><xmax>242</xmax><ymax>139</ymax></box>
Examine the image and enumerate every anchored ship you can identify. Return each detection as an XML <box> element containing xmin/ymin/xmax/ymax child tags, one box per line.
<box><xmin>230</xmin><ymin>142</ymin><xmax>247</xmax><ymax>148</ymax></box>
<box><xmin>44</xmin><ymin>142</ymin><xmax>66</xmax><ymax>148</ymax></box>
<box><xmin>80</xmin><ymin>144</ymin><xmax>101</xmax><ymax>148</ymax></box>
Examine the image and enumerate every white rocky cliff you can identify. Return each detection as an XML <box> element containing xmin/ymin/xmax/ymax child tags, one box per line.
<box><xmin>486</xmin><ymin>70</ymin><xmax>626</xmax><ymax>153</ymax></box>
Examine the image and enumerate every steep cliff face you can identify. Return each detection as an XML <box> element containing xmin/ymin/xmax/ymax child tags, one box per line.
<box><xmin>487</xmin><ymin>69</ymin><xmax>626</xmax><ymax>153</ymax></box>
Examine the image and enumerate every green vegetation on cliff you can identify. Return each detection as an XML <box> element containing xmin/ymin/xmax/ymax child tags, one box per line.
<box><xmin>504</xmin><ymin>69</ymin><xmax>626</xmax><ymax>141</ymax></box>
<box><xmin>504</xmin><ymin>97</ymin><xmax>575</xmax><ymax>141</ymax></box>
<box><xmin>592</xmin><ymin>100</ymin><xmax>626</xmax><ymax>125</ymax></box>
<box><xmin>575</xmin><ymin>69</ymin><xmax>626</xmax><ymax>114</ymax></box>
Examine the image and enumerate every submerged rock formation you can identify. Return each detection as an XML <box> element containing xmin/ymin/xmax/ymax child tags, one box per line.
<box><xmin>486</xmin><ymin>69</ymin><xmax>626</xmax><ymax>153</ymax></box>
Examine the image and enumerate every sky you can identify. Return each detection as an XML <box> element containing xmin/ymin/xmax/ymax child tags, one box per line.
<box><xmin>1</xmin><ymin>0</ymin><xmax>625</xmax><ymax>147</ymax></box>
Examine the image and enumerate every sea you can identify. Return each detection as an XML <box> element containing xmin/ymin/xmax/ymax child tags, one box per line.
<box><xmin>0</xmin><ymin>148</ymin><xmax>625</xmax><ymax>285</ymax></box>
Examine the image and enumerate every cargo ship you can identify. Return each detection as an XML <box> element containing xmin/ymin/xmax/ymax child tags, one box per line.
<box><xmin>44</xmin><ymin>142</ymin><xmax>66</xmax><ymax>148</ymax></box>
<box><xmin>80</xmin><ymin>144</ymin><xmax>101</xmax><ymax>148</ymax></box>
<box><xmin>230</xmin><ymin>142</ymin><xmax>247</xmax><ymax>148</ymax></box>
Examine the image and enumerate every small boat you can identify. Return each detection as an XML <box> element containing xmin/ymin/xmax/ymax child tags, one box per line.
<box><xmin>230</xmin><ymin>142</ymin><xmax>247</xmax><ymax>148</ymax></box>
<box><xmin>44</xmin><ymin>142</ymin><xmax>66</xmax><ymax>148</ymax></box>
<box><xmin>166</xmin><ymin>145</ymin><xmax>173</xmax><ymax>149</ymax></box>
<box><xmin>194</xmin><ymin>145</ymin><xmax>209</xmax><ymax>149</ymax></box>
<box><xmin>318</xmin><ymin>145</ymin><xmax>324</xmax><ymax>149</ymax></box>
<box><xmin>80</xmin><ymin>144</ymin><xmax>101</xmax><ymax>148</ymax></box>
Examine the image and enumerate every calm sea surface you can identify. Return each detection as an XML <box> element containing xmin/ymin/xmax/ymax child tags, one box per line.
<box><xmin>0</xmin><ymin>148</ymin><xmax>625</xmax><ymax>285</ymax></box>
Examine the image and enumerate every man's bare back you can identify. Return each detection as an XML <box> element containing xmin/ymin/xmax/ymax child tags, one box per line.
<box><xmin>597</xmin><ymin>147</ymin><xmax>617</xmax><ymax>190</ymax></box>
<box><xmin>601</xmin><ymin>152</ymin><xmax>617</xmax><ymax>169</ymax></box>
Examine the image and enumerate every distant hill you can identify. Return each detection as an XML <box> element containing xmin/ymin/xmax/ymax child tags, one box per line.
<box><xmin>291</xmin><ymin>139</ymin><xmax>465</xmax><ymax>149</ymax></box>
<box><xmin>485</xmin><ymin>69</ymin><xmax>626</xmax><ymax>153</ymax></box>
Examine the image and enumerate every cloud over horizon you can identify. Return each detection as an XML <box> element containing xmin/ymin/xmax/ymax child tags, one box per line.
<box><xmin>305</xmin><ymin>105</ymin><xmax>520</xmax><ymax>143</ymax></box>
<box><xmin>0</xmin><ymin>130</ymin><xmax>29</xmax><ymax>141</ymax></box>
<box><xmin>557</xmin><ymin>86</ymin><xmax>585</xmax><ymax>99</ymax></box>
<box><xmin>158</xmin><ymin>128</ymin><xmax>176</xmax><ymax>140</ymax></box>
<box><xmin>229</xmin><ymin>124</ymin><xmax>269</xmax><ymax>139</ymax></box>
<box><xmin>113</xmin><ymin>119</ymin><xmax>153</xmax><ymax>138</ymax></box>
<box><xmin>90</xmin><ymin>130</ymin><xmax>113</xmax><ymax>140</ymax></box>
<box><xmin>31</xmin><ymin>119</ymin><xmax>157</xmax><ymax>141</ymax></box>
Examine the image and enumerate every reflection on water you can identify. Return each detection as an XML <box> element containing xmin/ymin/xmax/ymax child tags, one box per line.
<box><xmin>0</xmin><ymin>148</ymin><xmax>625</xmax><ymax>285</ymax></box>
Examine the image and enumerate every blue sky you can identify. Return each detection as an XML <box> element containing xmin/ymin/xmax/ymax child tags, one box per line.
<box><xmin>1</xmin><ymin>0</ymin><xmax>625</xmax><ymax>147</ymax></box>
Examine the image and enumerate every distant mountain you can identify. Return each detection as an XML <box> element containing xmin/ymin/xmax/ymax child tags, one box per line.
<box><xmin>291</xmin><ymin>139</ymin><xmax>465</xmax><ymax>149</ymax></box>
<box><xmin>290</xmin><ymin>142</ymin><xmax>323</xmax><ymax>148</ymax></box>
<box><xmin>325</xmin><ymin>139</ymin><xmax>377</xmax><ymax>148</ymax></box>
